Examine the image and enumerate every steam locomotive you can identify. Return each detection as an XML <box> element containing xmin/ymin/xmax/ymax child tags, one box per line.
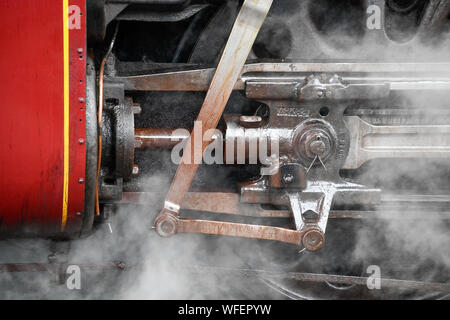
<box><xmin>1</xmin><ymin>0</ymin><xmax>450</xmax><ymax>298</ymax></box>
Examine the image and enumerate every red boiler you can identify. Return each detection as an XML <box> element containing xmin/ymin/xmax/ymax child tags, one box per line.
<box><xmin>0</xmin><ymin>0</ymin><xmax>90</xmax><ymax>237</ymax></box>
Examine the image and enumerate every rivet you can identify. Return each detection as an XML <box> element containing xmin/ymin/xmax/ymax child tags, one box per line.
<box><xmin>77</xmin><ymin>48</ymin><xmax>84</xmax><ymax>54</ymax></box>
<box><xmin>317</xmin><ymin>89</ymin><xmax>325</xmax><ymax>98</ymax></box>
<box><xmin>78</xmin><ymin>138</ymin><xmax>85</xmax><ymax>145</ymax></box>
<box><xmin>132</xmin><ymin>164</ymin><xmax>140</xmax><ymax>176</ymax></box>
<box><xmin>78</xmin><ymin>177</ymin><xmax>84</xmax><ymax>184</ymax></box>
<box><xmin>282</xmin><ymin>173</ymin><xmax>294</xmax><ymax>184</ymax></box>
<box><xmin>78</xmin><ymin>97</ymin><xmax>85</xmax><ymax>103</ymax></box>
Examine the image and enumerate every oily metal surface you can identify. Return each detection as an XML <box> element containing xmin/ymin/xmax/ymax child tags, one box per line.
<box><xmin>117</xmin><ymin>62</ymin><xmax>450</xmax><ymax>91</ymax></box>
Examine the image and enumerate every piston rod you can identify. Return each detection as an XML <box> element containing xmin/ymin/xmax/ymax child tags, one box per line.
<box><xmin>135</xmin><ymin>116</ymin><xmax>450</xmax><ymax>169</ymax></box>
<box><xmin>135</xmin><ymin>128</ymin><xmax>190</xmax><ymax>149</ymax></box>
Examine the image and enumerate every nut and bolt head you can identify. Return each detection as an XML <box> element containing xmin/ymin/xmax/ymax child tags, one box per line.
<box><xmin>282</xmin><ymin>173</ymin><xmax>294</xmax><ymax>184</ymax></box>
<box><xmin>302</xmin><ymin>229</ymin><xmax>325</xmax><ymax>251</ymax></box>
<box><xmin>132</xmin><ymin>164</ymin><xmax>139</xmax><ymax>175</ymax></box>
<box><xmin>309</xmin><ymin>140</ymin><xmax>326</xmax><ymax>156</ymax></box>
<box><xmin>155</xmin><ymin>213</ymin><xmax>178</xmax><ymax>238</ymax></box>
<box><xmin>160</xmin><ymin>220</ymin><xmax>175</xmax><ymax>234</ymax></box>
<box><xmin>134</xmin><ymin>139</ymin><xmax>143</xmax><ymax>148</ymax></box>
<box><xmin>300</xmin><ymin>130</ymin><xmax>332</xmax><ymax>161</ymax></box>
<box><xmin>132</xmin><ymin>105</ymin><xmax>142</xmax><ymax>115</ymax></box>
<box><xmin>316</xmin><ymin>89</ymin><xmax>326</xmax><ymax>98</ymax></box>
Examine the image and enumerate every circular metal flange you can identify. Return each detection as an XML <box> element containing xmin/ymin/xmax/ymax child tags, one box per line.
<box><xmin>155</xmin><ymin>212</ymin><xmax>178</xmax><ymax>238</ymax></box>
<box><xmin>302</xmin><ymin>228</ymin><xmax>325</xmax><ymax>251</ymax></box>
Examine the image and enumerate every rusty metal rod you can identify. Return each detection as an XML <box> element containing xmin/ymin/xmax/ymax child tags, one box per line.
<box><xmin>134</xmin><ymin>127</ymin><xmax>262</xmax><ymax>163</ymax></box>
<box><xmin>177</xmin><ymin>218</ymin><xmax>303</xmax><ymax>246</ymax></box>
<box><xmin>135</xmin><ymin>128</ymin><xmax>190</xmax><ymax>149</ymax></box>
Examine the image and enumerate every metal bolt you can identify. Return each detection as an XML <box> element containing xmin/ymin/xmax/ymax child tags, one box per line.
<box><xmin>78</xmin><ymin>97</ymin><xmax>85</xmax><ymax>103</ymax></box>
<box><xmin>239</xmin><ymin>115</ymin><xmax>262</xmax><ymax>128</ymax></box>
<box><xmin>155</xmin><ymin>213</ymin><xmax>178</xmax><ymax>238</ymax></box>
<box><xmin>132</xmin><ymin>105</ymin><xmax>142</xmax><ymax>115</ymax></box>
<box><xmin>316</xmin><ymin>89</ymin><xmax>325</xmax><ymax>98</ymax></box>
<box><xmin>161</xmin><ymin>220</ymin><xmax>175</xmax><ymax>234</ymax></box>
<box><xmin>75</xmin><ymin>212</ymin><xmax>82</xmax><ymax>216</ymax></box>
<box><xmin>282</xmin><ymin>173</ymin><xmax>294</xmax><ymax>184</ymax></box>
<box><xmin>134</xmin><ymin>139</ymin><xmax>143</xmax><ymax>149</ymax></box>
<box><xmin>77</xmin><ymin>48</ymin><xmax>84</xmax><ymax>54</ymax></box>
<box><xmin>78</xmin><ymin>138</ymin><xmax>85</xmax><ymax>145</ymax></box>
<box><xmin>309</xmin><ymin>140</ymin><xmax>326</xmax><ymax>156</ymax></box>
<box><xmin>132</xmin><ymin>164</ymin><xmax>139</xmax><ymax>176</ymax></box>
<box><xmin>302</xmin><ymin>229</ymin><xmax>324</xmax><ymax>251</ymax></box>
<box><xmin>299</xmin><ymin>129</ymin><xmax>332</xmax><ymax>161</ymax></box>
<box><xmin>302</xmin><ymin>210</ymin><xmax>320</xmax><ymax>222</ymax></box>
<box><xmin>78</xmin><ymin>177</ymin><xmax>84</xmax><ymax>184</ymax></box>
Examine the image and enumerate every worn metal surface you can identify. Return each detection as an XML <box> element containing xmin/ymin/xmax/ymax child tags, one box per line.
<box><xmin>135</xmin><ymin>128</ymin><xmax>190</xmax><ymax>149</ymax></box>
<box><xmin>344</xmin><ymin>116</ymin><xmax>450</xmax><ymax>169</ymax></box>
<box><xmin>116</xmin><ymin>4</ymin><xmax>209</xmax><ymax>22</ymax></box>
<box><xmin>100</xmin><ymin>84</ymin><xmax>136</xmax><ymax>201</ymax></box>
<box><xmin>116</xmin><ymin>62</ymin><xmax>450</xmax><ymax>92</ymax></box>
<box><xmin>137</xmin><ymin>111</ymin><xmax>450</xmax><ymax>170</ymax></box>
<box><xmin>177</xmin><ymin>219</ymin><xmax>303</xmax><ymax>246</ymax></box>
<box><xmin>0</xmin><ymin>0</ymin><xmax>87</xmax><ymax>236</ymax></box>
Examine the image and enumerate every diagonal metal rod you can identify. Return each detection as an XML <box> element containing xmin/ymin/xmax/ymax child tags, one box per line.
<box><xmin>156</xmin><ymin>0</ymin><xmax>273</xmax><ymax>221</ymax></box>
